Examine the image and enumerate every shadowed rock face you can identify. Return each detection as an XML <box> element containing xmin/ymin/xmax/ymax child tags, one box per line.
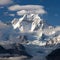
<box><xmin>0</xmin><ymin>45</ymin><xmax>8</xmax><ymax>54</ymax></box>
<box><xmin>46</xmin><ymin>48</ymin><xmax>60</xmax><ymax>60</ymax></box>
<box><xmin>0</xmin><ymin>43</ymin><xmax>32</xmax><ymax>58</ymax></box>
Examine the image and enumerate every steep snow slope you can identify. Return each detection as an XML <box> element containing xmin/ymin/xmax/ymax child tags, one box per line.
<box><xmin>12</xmin><ymin>14</ymin><xmax>43</xmax><ymax>32</ymax></box>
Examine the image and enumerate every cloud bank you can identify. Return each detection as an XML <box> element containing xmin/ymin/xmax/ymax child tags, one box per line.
<box><xmin>0</xmin><ymin>0</ymin><xmax>12</xmax><ymax>5</ymax></box>
<box><xmin>8</xmin><ymin>5</ymin><xmax>46</xmax><ymax>15</ymax></box>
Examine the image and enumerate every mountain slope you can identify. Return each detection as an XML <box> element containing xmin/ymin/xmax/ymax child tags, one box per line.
<box><xmin>0</xmin><ymin>13</ymin><xmax>60</xmax><ymax>60</ymax></box>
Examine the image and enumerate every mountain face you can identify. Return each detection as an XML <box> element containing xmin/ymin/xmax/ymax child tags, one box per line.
<box><xmin>0</xmin><ymin>13</ymin><xmax>60</xmax><ymax>60</ymax></box>
<box><xmin>46</xmin><ymin>48</ymin><xmax>60</xmax><ymax>60</ymax></box>
<box><xmin>0</xmin><ymin>43</ymin><xmax>32</xmax><ymax>57</ymax></box>
<box><xmin>11</xmin><ymin>14</ymin><xmax>60</xmax><ymax>45</ymax></box>
<box><xmin>12</xmin><ymin>14</ymin><xmax>50</xmax><ymax>32</ymax></box>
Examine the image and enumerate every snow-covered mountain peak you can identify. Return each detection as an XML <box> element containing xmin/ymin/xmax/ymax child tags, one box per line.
<box><xmin>11</xmin><ymin>14</ymin><xmax>45</xmax><ymax>33</ymax></box>
<box><xmin>0</xmin><ymin>12</ymin><xmax>60</xmax><ymax>60</ymax></box>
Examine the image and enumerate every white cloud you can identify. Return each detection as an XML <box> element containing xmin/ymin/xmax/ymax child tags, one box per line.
<box><xmin>8</xmin><ymin>5</ymin><xmax>44</xmax><ymax>11</ymax></box>
<box><xmin>0</xmin><ymin>0</ymin><xmax>12</xmax><ymax>5</ymax></box>
<box><xmin>8</xmin><ymin>5</ymin><xmax>46</xmax><ymax>15</ymax></box>
<box><xmin>17</xmin><ymin>10</ymin><xmax>27</xmax><ymax>15</ymax></box>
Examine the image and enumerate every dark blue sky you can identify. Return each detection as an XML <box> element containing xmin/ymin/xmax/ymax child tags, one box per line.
<box><xmin>0</xmin><ymin>0</ymin><xmax>60</xmax><ymax>26</ymax></box>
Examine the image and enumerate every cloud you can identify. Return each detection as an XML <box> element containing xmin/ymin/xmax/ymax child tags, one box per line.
<box><xmin>17</xmin><ymin>10</ymin><xmax>27</xmax><ymax>15</ymax></box>
<box><xmin>9</xmin><ymin>14</ymin><xmax>15</xmax><ymax>16</ymax></box>
<box><xmin>8</xmin><ymin>5</ymin><xmax>46</xmax><ymax>15</ymax></box>
<box><xmin>0</xmin><ymin>0</ymin><xmax>12</xmax><ymax>5</ymax></box>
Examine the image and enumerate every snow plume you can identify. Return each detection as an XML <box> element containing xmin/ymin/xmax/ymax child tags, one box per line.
<box><xmin>0</xmin><ymin>0</ymin><xmax>12</xmax><ymax>5</ymax></box>
<box><xmin>8</xmin><ymin>5</ymin><xmax>46</xmax><ymax>15</ymax></box>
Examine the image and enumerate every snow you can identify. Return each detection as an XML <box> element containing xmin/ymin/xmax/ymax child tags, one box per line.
<box><xmin>12</xmin><ymin>14</ymin><xmax>26</xmax><ymax>30</ymax></box>
<box><xmin>0</xmin><ymin>12</ymin><xmax>60</xmax><ymax>60</ymax></box>
<box><xmin>11</xmin><ymin>13</ymin><xmax>60</xmax><ymax>50</ymax></box>
<box><xmin>31</xmin><ymin>14</ymin><xmax>41</xmax><ymax>32</ymax></box>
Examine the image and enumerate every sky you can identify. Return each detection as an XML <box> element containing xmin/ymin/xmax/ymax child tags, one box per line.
<box><xmin>0</xmin><ymin>0</ymin><xmax>60</xmax><ymax>26</ymax></box>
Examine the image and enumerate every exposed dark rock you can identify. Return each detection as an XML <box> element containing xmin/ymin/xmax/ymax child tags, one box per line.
<box><xmin>0</xmin><ymin>43</ymin><xmax>32</xmax><ymax>58</ymax></box>
<box><xmin>46</xmin><ymin>48</ymin><xmax>60</xmax><ymax>60</ymax></box>
<box><xmin>0</xmin><ymin>45</ymin><xmax>8</xmax><ymax>54</ymax></box>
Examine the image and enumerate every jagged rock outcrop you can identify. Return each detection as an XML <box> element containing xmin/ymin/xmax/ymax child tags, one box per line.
<box><xmin>46</xmin><ymin>48</ymin><xmax>60</xmax><ymax>60</ymax></box>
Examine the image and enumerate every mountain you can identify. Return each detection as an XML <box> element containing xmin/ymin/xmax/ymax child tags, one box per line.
<box><xmin>11</xmin><ymin>13</ymin><xmax>60</xmax><ymax>44</ymax></box>
<box><xmin>0</xmin><ymin>43</ymin><xmax>32</xmax><ymax>57</ymax></box>
<box><xmin>0</xmin><ymin>13</ymin><xmax>60</xmax><ymax>60</ymax></box>
<box><xmin>46</xmin><ymin>48</ymin><xmax>60</xmax><ymax>60</ymax></box>
<box><xmin>12</xmin><ymin>14</ymin><xmax>49</xmax><ymax>32</ymax></box>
